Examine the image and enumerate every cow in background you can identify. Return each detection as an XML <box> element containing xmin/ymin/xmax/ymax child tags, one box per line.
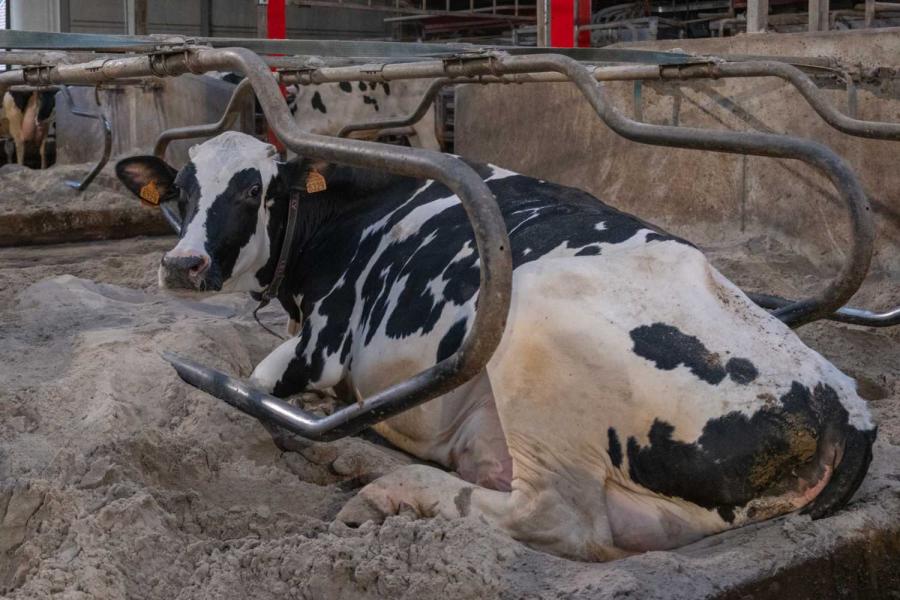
<box><xmin>2</xmin><ymin>90</ymin><xmax>56</xmax><ymax>168</ymax></box>
<box><xmin>209</xmin><ymin>73</ymin><xmax>442</xmax><ymax>152</ymax></box>
<box><xmin>287</xmin><ymin>80</ymin><xmax>442</xmax><ymax>151</ymax></box>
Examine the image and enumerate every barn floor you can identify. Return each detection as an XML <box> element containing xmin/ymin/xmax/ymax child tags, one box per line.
<box><xmin>1</xmin><ymin>170</ymin><xmax>899</xmax><ymax>599</ymax></box>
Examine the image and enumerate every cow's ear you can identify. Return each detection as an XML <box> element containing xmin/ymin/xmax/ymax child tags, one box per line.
<box><xmin>115</xmin><ymin>156</ymin><xmax>178</xmax><ymax>207</ymax></box>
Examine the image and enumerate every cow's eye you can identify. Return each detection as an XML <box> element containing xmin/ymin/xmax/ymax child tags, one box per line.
<box><xmin>248</xmin><ymin>184</ymin><xmax>261</xmax><ymax>199</ymax></box>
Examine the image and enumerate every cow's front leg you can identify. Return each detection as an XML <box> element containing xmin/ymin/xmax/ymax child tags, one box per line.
<box><xmin>251</xmin><ymin>335</ymin><xmax>344</xmax><ymax>398</ymax></box>
<box><xmin>39</xmin><ymin>139</ymin><xmax>47</xmax><ymax>169</ymax></box>
<box><xmin>15</xmin><ymin>140</ymin><xmax>25</xmax><ymax>166</ymax></box>
<box><xmin>337</xmin><ymin>464</ymin><xmax>507</xmax><ymax>526</ymax></box>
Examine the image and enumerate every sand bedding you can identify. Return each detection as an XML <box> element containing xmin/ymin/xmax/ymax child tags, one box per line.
<box><xmin>0</xmin><ymin>209</ymin><xmax>898</xmax><ymax>598</ymax></box>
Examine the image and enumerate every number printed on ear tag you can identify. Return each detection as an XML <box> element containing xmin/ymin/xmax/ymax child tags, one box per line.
<box><xmin>306</xmin><ymin>171</ymin><xmax>327</xmax><ymax>194</ymax></box>
<box><xmin>140</xmin><ymin>181</ymin><xmax>161</xmax><ymax>205</ymax></box>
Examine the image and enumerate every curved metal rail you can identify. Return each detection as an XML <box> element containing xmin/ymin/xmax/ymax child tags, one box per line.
<box><xmin>0</xmin><ymin>47</ymin><xmax>514</xmax><ymax>441</ymax></box>
<box><xmin>283</xmin><ymin>59</ymin><xmax>900</xmax><ymax>142</ymax></box>
<box><xmin>60</xmin><ymin>86</ymin><xmax>112</xmax><ymax>193</ymax></box>
<box><xmin>277</xmin><ymin>52</ymin><xmax>874</xmax><ymax>327</ymax></box>
<box><xmin>337</xmin><ymin>77</ymin><xmax>448</xmax><ymax>140</ymax></box>
<box><xmin>328</xmin><ymin>62</ymin><xmax>893</xmax><ymax>327</ymax></box>
<box><xmin>603</xmin><ymin>60</ymin><xmax>900</xmax><ymax>142</ymax></box>
<box><xmin>153</xmin><ymin>77</ymin><xmax>254</xmax><ymax>159</ymax></box>
<box><xmin>749</xmin><ymin>293</ymin><xmax>900</xmax><ymax>327</ymax></box>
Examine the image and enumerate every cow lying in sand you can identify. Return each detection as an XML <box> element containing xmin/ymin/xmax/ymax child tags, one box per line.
<box><xmin>116</xmin><ymin>131</ymin><xmax>875</xmax><ymax>560</ymax></box>
<box><xmin>2</xmin><ymin>90</ymin><xmax>56</xmax><ymax>168</ymax></box>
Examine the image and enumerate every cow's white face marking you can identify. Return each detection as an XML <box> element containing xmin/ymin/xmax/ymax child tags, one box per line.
<box><xmin>161</xmin><ymin>132</ymin><xmax>280</xmax><ymax>293</ymax></box>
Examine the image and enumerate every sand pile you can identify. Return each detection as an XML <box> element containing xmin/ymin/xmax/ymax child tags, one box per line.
<box><xmin>0</xmin><ymin>163</ymin><xmax>170</xmax><ymax>246</ymax></box>
<box><xmin>0</xmin><ymin>234</ymin><xmax>898</xmax><ymax>599</ymax></box>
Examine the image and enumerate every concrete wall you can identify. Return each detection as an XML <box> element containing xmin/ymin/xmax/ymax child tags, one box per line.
<box><xmin>10</xmin><ymin>0</ymin><xmax>60</xmax><ymax>31</ymax></box>
<box><xmin>456</xmin><ymin>28</ymin><xmax>900</xmax><ymax>278</ymax></box>
<box><xmin>55</xmin><ymin>74</ymin><xmax>254</xmax><ymax>167</ymax></box>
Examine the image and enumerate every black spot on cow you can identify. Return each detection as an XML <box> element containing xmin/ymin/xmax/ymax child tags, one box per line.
<box><xmin>201</xmin><ymin>168</ymin><xmax>265</xmax><ymax>287</ymax></box>
<box><xmin>629</xmin><ymin>323</ymin><xmax>758</xmax><ymax>386</ymax></box>
<box><xmin>437</xmin><ymin>318</ymin><xmax>467</xmax><ymax>362</ymax></box>
<box><xmin>339</xmin><ymin>81</ymin><xmax>353</xmax><ymax>93</ymax></box>
<box><xmin>37</xmin><ymin>91</ymin><xmax>56</xmax><ymax>122</ymax></box>
<box><xmin>368</xmin><ymin>82</ymin><xmax>377</xmax><ymax>91</ymax></box>
<box><xmin>726</xmin><ymin>358</ymin><xmax>758</xmax><ymax>385</ymax></box>
<box><xmin>358</xmin><ymin>81</ymin><xmax>367</xmax><ymax>92</ymax></box>
<box><xmin>221</xmin><ymin>73</ymin><xmax>244</xmax><ymax>85</ymax></box>
<box><xmin>380</xmin><ymin>82</ymin><xmax>391</xmax><ymax>95</ymax></box>
<box><xmin>363</xmin><ymin>95</ymin><xmax>379</xmax><ymax>111</ymax></box>
<box><xmin>311</xmin><ymin>91</ymin><xmax>327</xmax><ymax>114</ymax></box>
<box><xmin>9</xmin><ymin>90</ymin><xmax>30</xmax><ymax>112</ymax></box>
<box><xmin>625</xmin><ymin>381</ymin><xmax>854</xmax><ymax>523</ymax></box>
<box><xmin>607</xmin><ymin>428</ymin><xmax>623</xmax><ymax>468</ymax></box>
<box><xmin>340</xmin><ymin>331</ymin><xmax>354</xmax><ymax>363</ymax></box>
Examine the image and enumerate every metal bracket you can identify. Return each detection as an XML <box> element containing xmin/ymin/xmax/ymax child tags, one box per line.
<box><xmin>60</xmin><ymin>86</ymin><xmax>112</xmax><ymax>193</ymax></box>
<box><xmin>153</xmin><ymin>77</ymin><xmax>255</xmax><ymax>160</ymax></box>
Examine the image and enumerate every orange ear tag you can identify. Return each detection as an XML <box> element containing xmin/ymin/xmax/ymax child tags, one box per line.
<box><xmin>305</xmin><ymin>170</ymin><xmax>327</xmax><ymax>194</ymax></box>
<box><xmin>139</xmin><ymin>180</ymin><xmax>161</xmax><ymax>206</ymax></box>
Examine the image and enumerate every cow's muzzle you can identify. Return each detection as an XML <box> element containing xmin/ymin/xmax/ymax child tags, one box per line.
<box><xmin>160</xmin><ymin>253</ymin><xmax>212</xmax><ymax>290</ymax></box>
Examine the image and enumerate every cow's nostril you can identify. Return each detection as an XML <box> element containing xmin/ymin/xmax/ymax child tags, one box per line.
<box><xmin>189</xmin><ymin>256</ymin><xmax>210</xmax><ymax>274</ymax></box>
<box><xmin>161</xmin><ymin>254</ymin><xmax>210</xmax><ymax>284</ymax></box>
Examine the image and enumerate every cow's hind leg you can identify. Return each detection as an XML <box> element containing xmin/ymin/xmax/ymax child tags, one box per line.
<box><xmin>337</xmin><ymin>462</ymin><xmax>629</xmax><ymax>561</ymax></box>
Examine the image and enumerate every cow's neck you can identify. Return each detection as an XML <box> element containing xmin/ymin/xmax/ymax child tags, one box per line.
<box><xmin>261</xmin><ymin>164</ymin><xmax>414</xmax><ymax>319</ymax></box>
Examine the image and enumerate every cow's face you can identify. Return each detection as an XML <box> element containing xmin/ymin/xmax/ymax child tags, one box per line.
<box><xmin>116</xmin><ymin>132</ymin><xmax>286</xmax><ymax>293</ymax></box>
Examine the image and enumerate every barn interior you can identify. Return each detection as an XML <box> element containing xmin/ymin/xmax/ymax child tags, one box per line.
<box><xmin>0</xmin><ymin>1</ymin><xmax>899</xmax><ymax>599</ymax></box>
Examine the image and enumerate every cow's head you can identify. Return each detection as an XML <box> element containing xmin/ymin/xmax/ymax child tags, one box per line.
<box><xmin>116</xmin><ymin>132</ymin><xmax>298</xmax><ymax>293</ymax></box>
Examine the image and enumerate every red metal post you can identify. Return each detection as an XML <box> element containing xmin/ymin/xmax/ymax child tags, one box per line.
<box><xmin>266</xmin><ymin>0</ymin><xmax>288</xmax><ymax>152</ymax></box>
<box><xmin>549</xmin><ymin>0</ymin><xmax>575</xmax><ymax>47</ymax></box>
<box><xmin>577</xmin><ymin>0</ymin><xmax>592</xmax><ymax>47</ymax></box>
<box><xmin>549</xmin><ymin>0</ymin><xmax>592</xmax><ymax>47</ymax></box>
<box><xmin>267</xmin><ymin>0</ymin><xmax>287</xmax><ymax>39</ymax></box>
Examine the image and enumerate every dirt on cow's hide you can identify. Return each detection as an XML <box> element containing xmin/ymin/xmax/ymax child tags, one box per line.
<box><xmin>0</xmin><ymin>227</ymin><xmax>898</xmax><ymax>599</ymax></box>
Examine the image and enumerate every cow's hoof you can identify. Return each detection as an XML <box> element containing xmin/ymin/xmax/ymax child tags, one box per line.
<box><xmin>335</xmin><ymin>464</ymin><xmax>471</xmax><ymax>527</ymax></box>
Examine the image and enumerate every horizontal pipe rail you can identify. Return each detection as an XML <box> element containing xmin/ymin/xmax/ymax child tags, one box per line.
<box><xmin>0</xmin><ymin>30</ymin><xmax>698</xmax><ymax>65</ymax></box>
<box><xmin>749</xmin><ymin>293</ymin><xmax>900</xmax><ymax>327</ymax></box>
<box><xmin>278</xmin><ymin>59</ymin><xmax>900</xmax><ymax>142</ymax></box>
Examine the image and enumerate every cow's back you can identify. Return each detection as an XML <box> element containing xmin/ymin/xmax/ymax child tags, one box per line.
<box><xmin>483</xmin><ymin>220</ymin><xmax>871</xmax><ymax>548</ymax></box>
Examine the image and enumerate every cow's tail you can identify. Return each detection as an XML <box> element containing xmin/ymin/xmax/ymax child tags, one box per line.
<box><xmin>803</xmin><ymin>425</ymin><xmax>876</xmax><ymax>519</ymax></box>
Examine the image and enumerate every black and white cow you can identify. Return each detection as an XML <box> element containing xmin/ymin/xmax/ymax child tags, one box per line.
<box><xmin>2</xmin><ymin>90</ymin><xmax>56</xmax><ymax>168</ymax></box>
<box><xmin>116</xmin><ymin>131</ymin><xmax>875</xmax><ymax>560</ymax></box>
<box><xmin>287</xmin><ymin>80</ymin><xmax>441</xmax><ymax>151</ymax></box>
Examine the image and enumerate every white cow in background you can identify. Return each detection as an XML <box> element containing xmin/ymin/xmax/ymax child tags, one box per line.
<box><xmin>286</xmin><ymin>79</ymin><xmax>442</xmax><ymax>151</ymax></box>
